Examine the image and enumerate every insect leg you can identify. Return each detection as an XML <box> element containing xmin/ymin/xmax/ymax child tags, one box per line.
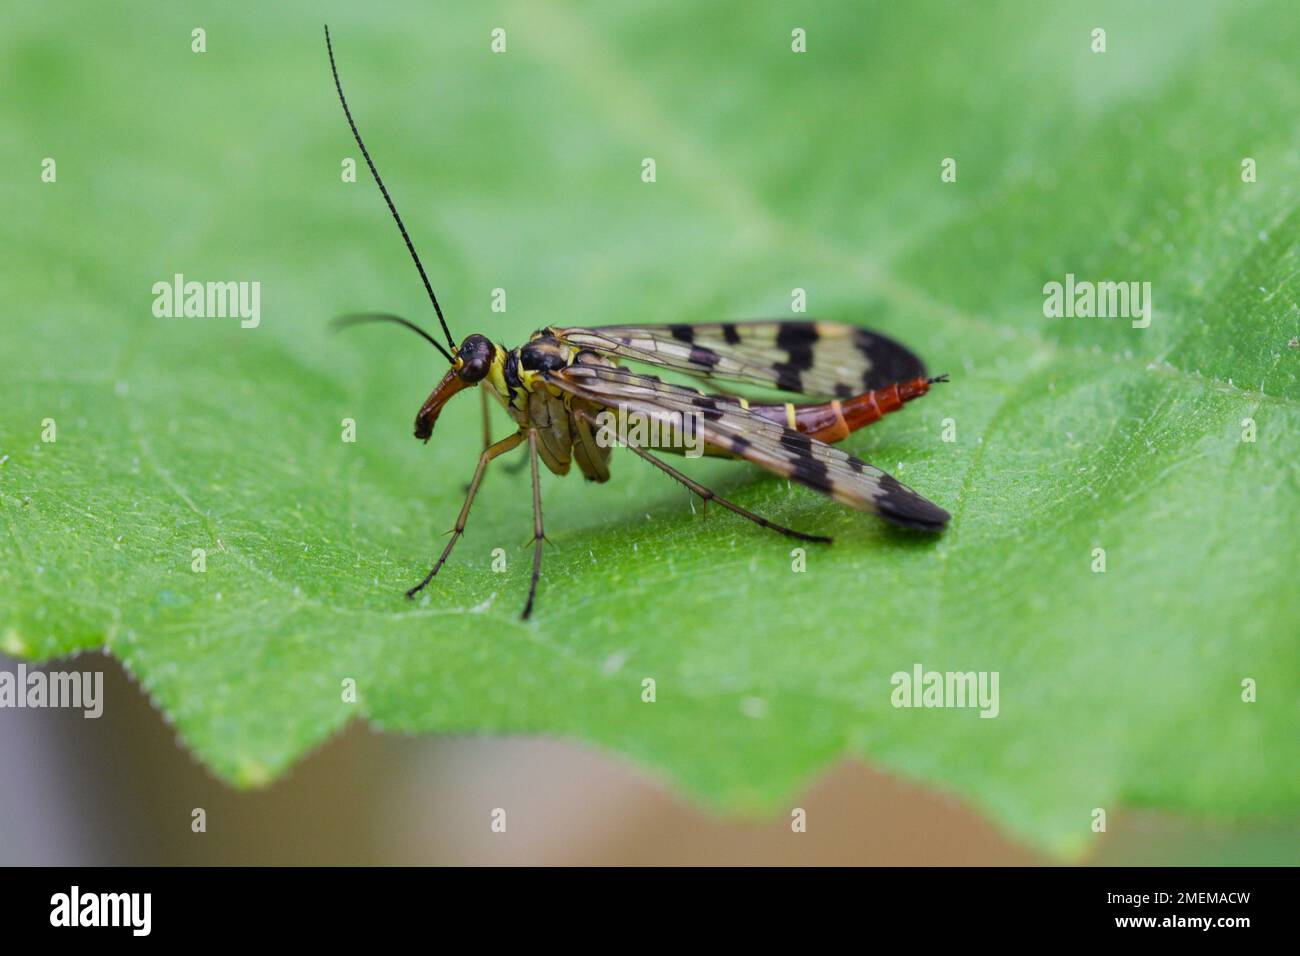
<box><xmin>619</xmin><ymin>436</ymin><xmax>831</xmax><ymax>544</ymax></box>
<box><xmin>479</xmin><ymin>388</ymin><xmax>493</xmax><ymax>452</ymax></box>
<box><xmin>461</xmin><ymin>389</ymin><xmax>498</xmax><ymax>492</ymax></box>
<box><xmin>521</xmin><ymin>429</ymin><xmax>546</xmax><ymax>620</ymax></box>
<box><xmin>501</xmin><ymin>398</ymin><xmax>528</xmax><ymax>476</ymax></box>
<box><xmin>406</xmin><ymin>430</ymin><xmax>526</xmax><ymax>598</ymax></box>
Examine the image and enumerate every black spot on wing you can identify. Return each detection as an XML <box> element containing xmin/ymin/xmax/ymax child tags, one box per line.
<box><xmin>776</xmin><ymin>322</ymin><xmax>817</xmax><ymax>370</ymax></box>
<box><xmin>834</xmin><ymin>383</ymin><xmax>854</xmax><ymax>399</ymax></box>
<box><xmin>688</xmin><ymin>345</ymin><xmax>721</xmax><ymax>368</ymax></box>
<box><xmin>669</xmin><ymin>324</ymin><xmax>695</xmax><ymax>343</ymax></box>
<box><xmin>689</xmin><ymin>396</ymin><xmax>728</xmax><ymax>422</ymax></box>
<box><xmin>853</xmin><ymin>328</ymin><xmax>928</xmax><ymax>389</ymax></box>
<box><xmin>770</xmin><ymin>323</ymin><xmax>821</xmax><ymax>392</ymax></box>
<box><xmin>790</xmin><ymin>456</ymin><xmax>833</xmax><ymax>495</ymax></box>
<box><xmin>779</xmin><ymin>429</ymin><xmax>813</xmax><ymax>454</ymax></box>
<box><xmin>773</xmin><ymin>365</ymin><xmax>804</xmax><ymax>392</ymax></box>
<box><xmin>874</xmin><ymin>471</ymin><xmax>950</xmax><ymax>531</ymax></box>
<box><xmin>722</xmin><ymin>323</ymin><xmax>742</xmax><ymax>345</ymax></box>
<box><xmin>684</xmin><ymin>395</ymin><xmax>725</xmax><ymax>421</ymax></box>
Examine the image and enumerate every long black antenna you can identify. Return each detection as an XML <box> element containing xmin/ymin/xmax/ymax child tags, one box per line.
<box><xmin>325</xmin><ymin>25</ymin><xmax>457</xmax><ymax>356</ymax></box>
<box><xmin>332</xmin><ymin>313</ymin><xmax>454</xmax><ymax>362</ymax></box>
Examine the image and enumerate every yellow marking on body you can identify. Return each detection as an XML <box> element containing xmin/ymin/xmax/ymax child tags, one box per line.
<box><xmin>826</xmin><ymin>398</ymin><xmax>850</xmax><ymax>441</ymax></box>
<box><xmin>784</xmin><ymin>402</ymin><xmax>798</xmax><ymax>430</ymax></box>
<box><xmin>487</xmin><ymin>346</ymin><xmax>528</xmax><ymax>410</ymax></box>
<box><xmin>486</xmin><ymin>348</ymin><xmax>508</xmax><ymax>395</ymax></box>
<box><xmin>738</xmin><ymin>397</ymin><xmax>750</xmax><ymax>410</ymax></box>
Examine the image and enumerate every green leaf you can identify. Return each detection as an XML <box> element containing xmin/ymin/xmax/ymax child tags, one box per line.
<box><xmin>2</xmin><ymin>1</ymin><xmax>1297</xmax><ymax>855</ymax></box>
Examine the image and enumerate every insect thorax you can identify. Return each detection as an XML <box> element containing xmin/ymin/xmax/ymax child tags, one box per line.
<box><xmin>487</xmin><ymin>332</ymin><xmax>576</xmax><ymax>412</ymax></box>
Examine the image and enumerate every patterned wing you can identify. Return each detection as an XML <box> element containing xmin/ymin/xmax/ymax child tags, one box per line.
<box><xmin>548</xmin><ymin>363</ymin><xmax>949</xmax><ymax>531</ymax></box>
<box><xmin>553</xmin><ymin>320</ymin><xmax>927</xmax><ymax>397</ymax></box>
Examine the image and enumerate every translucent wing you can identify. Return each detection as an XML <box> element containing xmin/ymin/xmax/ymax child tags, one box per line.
<box><xmin>549</xmin><ymin>363</ymin><xmax>949</xmax><ymax>531</ymax></box>
<box><xmin>553</xmin><ymin>320</ymin><xmax>927</xmax><ymax>397</ymax></box>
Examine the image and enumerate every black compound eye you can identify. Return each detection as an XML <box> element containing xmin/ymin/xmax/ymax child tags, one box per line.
<box><xmin>457</xmin><ymin>334</ymin><xmax>492</xmax><ymax>383</ymax></box>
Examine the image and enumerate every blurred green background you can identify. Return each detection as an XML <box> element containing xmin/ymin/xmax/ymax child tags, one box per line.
<box><xmin>1</xmin><ymin>0</ymin><xmax>1297</xmax><ymax>863</ymax></box>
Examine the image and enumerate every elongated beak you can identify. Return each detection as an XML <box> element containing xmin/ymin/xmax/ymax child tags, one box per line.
<box><xmin>414</xmin><ymin>367</ymin><xmax>467</xmax><ymax>442</ymax></box>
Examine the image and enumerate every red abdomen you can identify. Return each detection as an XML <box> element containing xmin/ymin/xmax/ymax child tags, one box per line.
<box><xmin>748</xmin><ymin>376</ymin><xmax>939</xmax><ymax>443</ymax></box>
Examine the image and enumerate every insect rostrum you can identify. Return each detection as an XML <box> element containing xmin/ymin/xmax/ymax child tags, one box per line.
<box><xmin>324</xmin><ymin>26</ymin><xmax>949</xmax><ymax>620</ymax></box>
